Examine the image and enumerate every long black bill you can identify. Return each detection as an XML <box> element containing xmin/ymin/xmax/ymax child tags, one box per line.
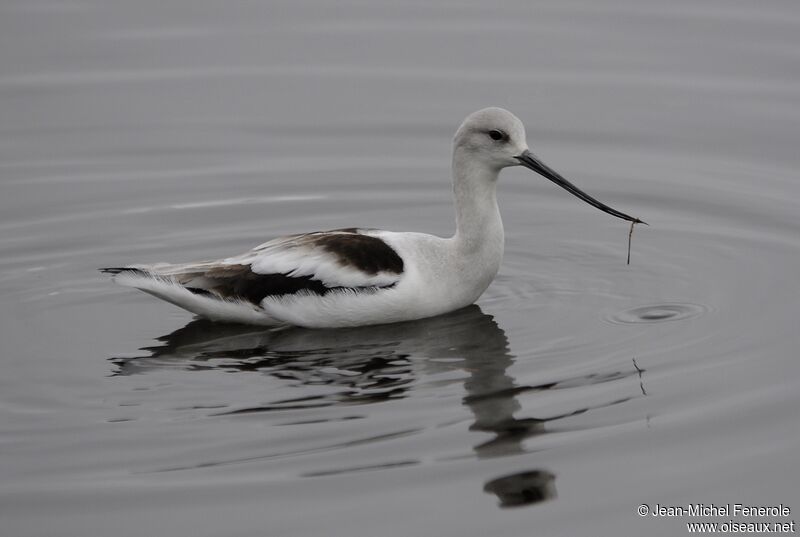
<box><xmin>515</xmin><ymin>150</ymin><xmax>645</xmax><ymax>225</ymax></box>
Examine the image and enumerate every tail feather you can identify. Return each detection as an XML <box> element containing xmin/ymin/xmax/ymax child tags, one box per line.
<box><xmin>99</xmin><ymin>267</ymin><xmax>147</xmax><ymax>276</ymax></box>
<box><xmin>101</xmin><ymin>266</ymin><xmax>280</xmax><ymax>326</ymax></box>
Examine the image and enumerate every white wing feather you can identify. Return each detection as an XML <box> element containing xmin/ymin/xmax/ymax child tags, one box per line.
<box><xmin>223</xmin><ymin>231</ymin><xmax>402</xmax><ymax>289</ymax></box>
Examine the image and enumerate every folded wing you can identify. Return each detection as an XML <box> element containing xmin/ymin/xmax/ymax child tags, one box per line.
<box><xmin>103</xmin><ymin>229</ymin><xmax>405</xmax><ymax>307</ymax></box>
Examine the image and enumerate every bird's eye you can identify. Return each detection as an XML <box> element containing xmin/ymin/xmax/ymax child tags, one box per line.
<box><xmin>488</xmin><ymin>130</ymin><xmax>506</xmax><ymax>142</ymax></box>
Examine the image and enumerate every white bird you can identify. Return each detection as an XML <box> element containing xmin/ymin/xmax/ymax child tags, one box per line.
<box><xmin>102</xmin><ymin>107</ymin><xmax>643</xmax><ymax>328</ymax></box>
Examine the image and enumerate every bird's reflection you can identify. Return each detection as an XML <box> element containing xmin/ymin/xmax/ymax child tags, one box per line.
<box><xmin>113</xmin><ymin>305</ymin><xmax>508</xmax><ymax>408</ymax></box>
<box><xmin>112</xmin><ymin>305</ymin><xmax>644</xmax><ymax>508</ymax></box>
<box><xmin>484</xmin><ymin>470</ymin><xmax>557</xmax><ymax>508</ymax></box>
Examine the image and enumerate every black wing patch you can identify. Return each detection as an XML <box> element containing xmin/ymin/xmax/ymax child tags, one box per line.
<box><xmin>312</xmin><ymin>233</ymin><xmax>404</xmax><ymax>275</ymax></box>
<box><xmin>186</xmin><ymin>264</ymin><xmax>393</xmax><ymax>305</ymax></box>
<box><xmin>198</xmin><ymin>266</ymin><xmax>333</xmax><ymax>303</ymax></box>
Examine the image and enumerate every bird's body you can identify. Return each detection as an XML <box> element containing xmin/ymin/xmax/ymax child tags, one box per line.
<box><xmin>104</xmin><ymin>107</ymin><xmax>641</xmax><ymax>328</ymax></box>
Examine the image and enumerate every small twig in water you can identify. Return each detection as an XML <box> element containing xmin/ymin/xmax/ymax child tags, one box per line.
<box><xmin>633</xmin><ymin>358</ymin><xmax>647</xmax><ymax>396</ymax></box>
<box><xmin>626</xmin><ymin>218</ymin><xmax>648</xmax><ymax>265</ymax></box>
<box><xmin>627</xmin><ymin>221</ymin><xmax>634</xmax><ymax>265</ymax></box>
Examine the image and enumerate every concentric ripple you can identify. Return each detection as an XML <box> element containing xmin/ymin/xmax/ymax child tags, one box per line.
<box><xmin>604</xmin><ymin>303</ymin><xmax>709</xmax><ymax>325</ymax></box>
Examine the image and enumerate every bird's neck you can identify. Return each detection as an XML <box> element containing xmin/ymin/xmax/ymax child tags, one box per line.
<box><xmin>452</xmin><ymin>148</ymin><xmax>504</xmax><ymax>253</ymax></box>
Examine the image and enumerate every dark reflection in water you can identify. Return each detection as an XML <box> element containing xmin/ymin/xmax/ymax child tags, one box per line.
<box><xmin>463</xmin><ymin>351</ymin><xmax>642</xmax><ymax>460</ymax></box>
<box><xmin>112</xmin><ymin>306</ymin><xmax>514</xmax><ymax>409</ymax></box>
<box><xmin>484</xmin><ymin>470</ymin><xmax>557</xmax><ymax>508</ymax></box>
<box><xmin>111</xmin><ymin>305</ymin><xmax>646</xmax><ymax>508</ymax></box>
<box><xmin>112</xmin><ymin>319</ymin><xmax>417</xmax><ymax>407</ymax></box>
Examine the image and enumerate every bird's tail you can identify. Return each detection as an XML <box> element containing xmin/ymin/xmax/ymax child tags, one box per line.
<box><xmin>99</xmin><ymin>264</ymin><xmax>280</xmax><ymax>326</ymax></box>
<box><xmin>99</xmin><ymin>267</ymin><xmax>147</xmax><ymax>276</ymax></box>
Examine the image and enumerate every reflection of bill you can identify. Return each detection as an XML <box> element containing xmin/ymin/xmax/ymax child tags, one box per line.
<box><xmin>484</xmin><ymin>470</ymin><xmax>557</xmax><ymax>508</ymax></box>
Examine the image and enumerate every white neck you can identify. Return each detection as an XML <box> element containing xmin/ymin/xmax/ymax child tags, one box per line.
<box><xmin>451</xmin><ymin>146</ymin><xmax>505</xmax><ymax>253</ymax></box>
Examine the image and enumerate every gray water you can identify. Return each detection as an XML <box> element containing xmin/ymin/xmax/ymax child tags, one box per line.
<box><xmin>2</xmin><ymin>1</ymin><xmax>799</xmax><ymax>536</ymax></box>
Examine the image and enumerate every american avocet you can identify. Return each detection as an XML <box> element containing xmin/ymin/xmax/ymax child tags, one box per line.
<box><xmin>102</xmin><ymin>107</ymin><xmax>643</xmax><ymax>328</ymax></box>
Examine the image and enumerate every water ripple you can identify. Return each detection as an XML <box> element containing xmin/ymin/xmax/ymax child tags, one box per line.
<box><xmin>604</xmin><ymin>303</ymin><xmax>709</xmax><ymax>325</ymax></box>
